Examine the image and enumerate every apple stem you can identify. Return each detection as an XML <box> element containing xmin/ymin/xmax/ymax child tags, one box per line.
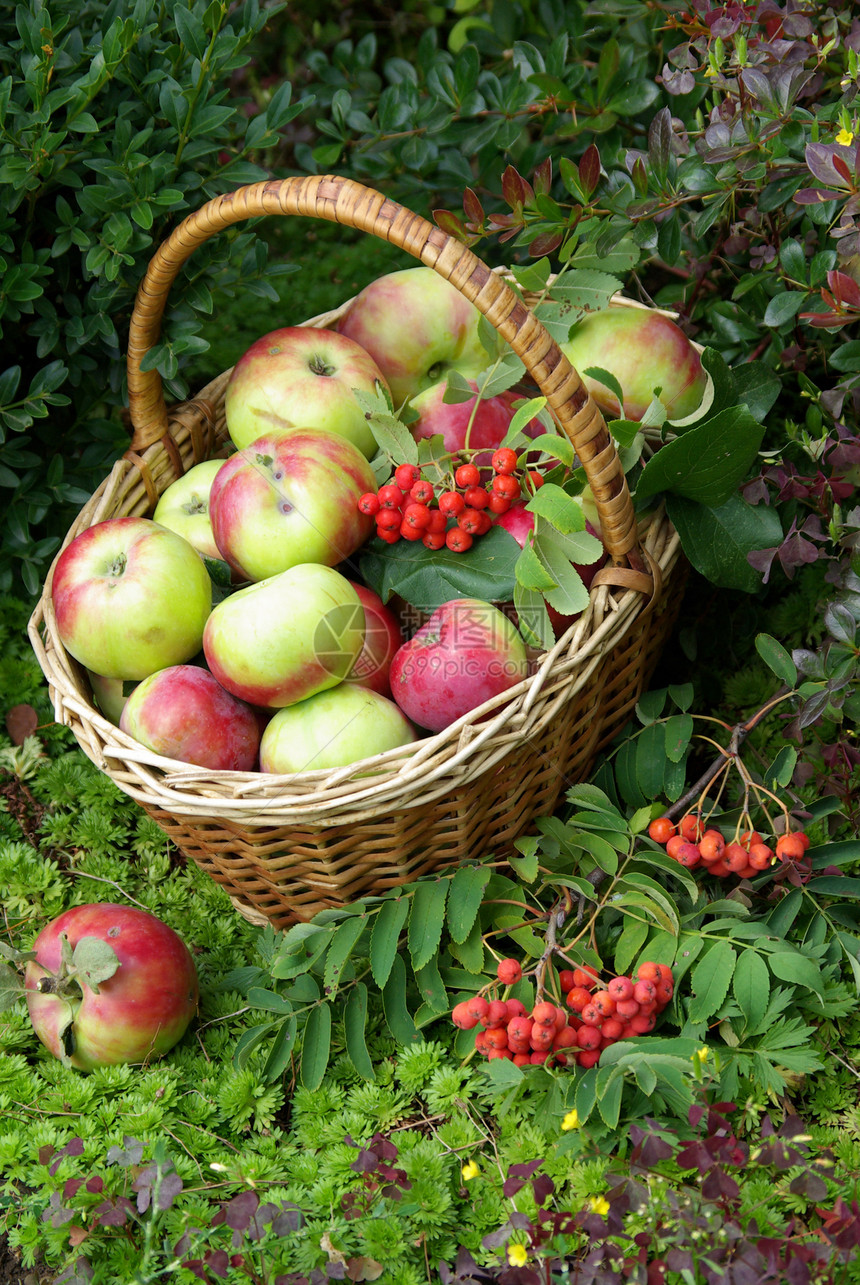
<box><xmin>308</xmin><ymin>355</ymin><xmax>336</xmax><ymax>378</ymax></box>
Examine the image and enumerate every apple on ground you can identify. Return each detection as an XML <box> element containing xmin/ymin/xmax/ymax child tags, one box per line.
<box><xmin>51</xmin><ymin>517</ymin><xmax>212</xmax><ymax>680</ymax></box>
<box><xmin>560</xmin><ymin>306</ymin><xmax>708</xmax><ymax>422</ymax></box>
<box><xmin>388</xmin><ymin>597</ymin><xmax>529</xmax><ymax>733</ymax></box>
<box><xmin>203</xmin><ymin>562</ymin><xmax>365</xmax><ymax>708</ymax></box>
<box><xmin>343</xmin><ymin>582</ymin><xmax>404</xmax><ymax>698</ymax></box>
<box><xmin>336</xmin><ymin>266</ymin><xmax>487</xmax><ymax>407</ymax></box>
<box><xmin>24</xmin><ymin>903</ymin><xmax>198</xmax><ymax>1071</ymax></box>
<box><xmin>409</xmin><ymin>379</ymin><xmax>544</xmax><ymax>469</ymax></box>
<box><xmin>495</xmin><ymin>499</ymin><xmax>606</xmax><ymax>637</ymax></box>
<box><xmin>152</xmin><ymin>458</ymin><xmax>227</xmax><ymax>562</ymax></box>
<box><xmin>119</xmin><ymin>665</ymin><xmax>266</xmax><ymax>771</ymax></box>
<box><xmin>259</xmin><ymin>683</ymin><xmax>417</xmax><ymax>774</ymax></box>
<box><xmin>224</xmin><ymin>326</ymin><xmax>390</xmax><ymax>457</ymax></box>
<box><xmin>208</xmin><ymin>428</ymin><xmax>377</xmax><ymax>583</ymax></box>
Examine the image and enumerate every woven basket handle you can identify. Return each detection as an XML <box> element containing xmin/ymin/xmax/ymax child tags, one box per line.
<box><xmin>126</xmin><ymin>173</ymin><xmax>645</xmax><ymax>575</ymax></box>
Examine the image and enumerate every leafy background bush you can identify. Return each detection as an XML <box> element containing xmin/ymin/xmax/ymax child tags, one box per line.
<box><xmin>3</xmin><ymin>0</ymin><xmax>860</xmax><ymax>1281</ymax></box>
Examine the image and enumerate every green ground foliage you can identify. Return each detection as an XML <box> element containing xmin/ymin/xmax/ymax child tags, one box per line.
<box><xmin>2</xmin><ymin>0</ymin><xmax>860</xmax><ymax>1282</ymax></box>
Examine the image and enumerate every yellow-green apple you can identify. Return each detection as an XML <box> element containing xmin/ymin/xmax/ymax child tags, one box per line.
<box><xmin>202</xmin><ymin>562</ymin><xmax>365</xmax><ymax>708</ymax></box>
<box><xmin>87</xmin><ymin>670</ymin><xmax>139</xmax><ymax>724</ymax></box>
<box><xmin>51</xmin><ymin>517</ymin><xmax>212</xmax><ymax>680</ymax></box>
<box><xmin>208</xmin><ymin>428</ymin><xmax>377</xmax><ymax>583</ymax></box>
<box><xmin>259</xmin><ymin>683</ymin><xmax>417</xmax><ymax>774</ymax></box>
<box><xmin>224</xmin><ymin>326</ymin><xmax>390</xmax><ymax>457</ymax></box>
<box><xmin>409</xmin><ymin>379</ymin><xmax>543</xmax><ymax>469</ymax></box>
<box><xmin>343</xmin><ymin>582</ymin><xmax>404</xmax><ymax>698</ymax></box>
<box><xmin>336</xmin><ymin>267</ymin><xmax>487</xmax><ymax>406</ymax></box>
<box><xmin>561</xmin><ymin>306</ymin><xmax>708</xmax><ymax>422</ymax></box>
<box><xmin>119</xmin><ymin>665</ymin><xmax>265</xmax><ymax>770</ymax></box>
<box><xmin>24</xmin><ymin>903</ymin><xmax>198</xmax><ymax>1071</ymax></box>
<box><xmin>152</xmin><ymin>459</ymin><xmax>225</xmax><ymax>561</ymax></box>
<box><xmin>495</xmin><ymin>500</ymin><xmax>606</xmax><ymax>637</ymax></box>
<box><xmin>388</xmin><ymin>597</ymin><xmax>528</xmax><ymax>732</ymax></box>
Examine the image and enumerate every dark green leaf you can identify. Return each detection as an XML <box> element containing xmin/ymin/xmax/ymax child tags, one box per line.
<box><xmin>299</xmin><ymin>1002</ymin><xmax>332</xmax><ymax>1090</ymax></box>
<box><xmin>688</xmin><ymin>941</ymin><xmax>736</xmax><ymax>1023</ymax></box>
<box><xmin>767</xmin><ymin>949</ymin><xmax>823</xmax><ymax>993</ymax></box>
<box><xmin>447</xmin><ymin>866</ymin><xmax>492</xmax><ymax>944</ymax></box>
<box><xmin>344</xmin><ymin>983</ymin><xmax>375</xmax><ymax>1081</ymax></box>
<box><xmin>262</xmin><ymin>1015</ymin><xmax>298</xmax><ymax>1082</ymax></box>
<box><xmin>408</xmin><ymin>879</ymin><xmax>449</xmax><ymax>973</ymax></box>
<box><xmin>359</xmin><ymin>524</ymin><xmax>519</xmax><ymax>612</ymax></box>
<box><xmin>323</xmin><ymin>916</ymin><xmax>367</xmax><ymax>998</ymax></box>
<box><xmin>369</xmin><ymin>896</ymin><xmax>410</xmax><ymax>988</ymax></box>
<box><xmin>666</xmin><ymin>493</ymin><xmax>784</xmax><ymax>593</ymax></box>
<box><xmin>732</xmin><ymin>950</ymin><xmax>770</xmax><ymax>1033</ymax></box>
<box><xmin>637</xmin><ymin>407</ymin><xmax>765</xmax><ymax>506</ymax></box>
<box><xmin>756</xmin><ymin>633</ymin><xmax>797</xmax><ymax>687</ymax></box>
<box><xmin>381</xmin><ymin>954</ymin><xmax>420</xmax><ymax>1045</ymax></box>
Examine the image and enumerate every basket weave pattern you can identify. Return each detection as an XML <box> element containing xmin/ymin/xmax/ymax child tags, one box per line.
<box><xmin>29</xmin><ymin>175</ymin><xmax>685</xmax><ymax>928</ymax></box>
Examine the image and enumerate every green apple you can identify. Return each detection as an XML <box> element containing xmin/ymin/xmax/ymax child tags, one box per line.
<box><xmin>259</xmin><ymin>684</ymin><xmax>417</xmax><ymax>773</ymax></box>
<box><xmin>152</xmin><ymin>459</ymin><xmax>224</xmax><ymax>562</ymax></box>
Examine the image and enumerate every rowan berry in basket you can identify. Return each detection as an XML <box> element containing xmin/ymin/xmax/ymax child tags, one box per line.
<box><xmin>455</xmin><ymin>463</ymin><xmax>480</xmax><ymax>488</ymax></box>
<box><xmin>422</xmin><ymin>531</ymin><xmax>446</xmax><ymax>550</ymax></box>
<box><xmin>377</xmin><ymin>482</ymin><xmax>405</xmax><ymax>508</ymax></box>
<box><xmin>394</xmin><ymin>463</ymin><xmax>421</xmax><ymax>490</ymax></box>
<box><xmin>376</xmin><ymin>507</ymin><xmax>402</xmax><ymax>531</ymax></box>
<box><xmin>491</xmin><ymin>447</ymin><xmax>518</xmax><ymax>475</ymax></box>
<box><xmin>497</xmin><ymin>958</ymin><xmax>523</xmax><ymax>986</ymax></box>
<box><xmin>445</xmin><ymin>528</ymin><xmax>473</xmax><ymax>553</ymax></box>
<box><xmin>492</xmin><ymin>474</ymin><xmax>521</xmax><ymax>501</ymax></box>
<box><xmin>402</xmin><ymin>502</ymin><xmax>431</xmax><ymax>531</ymax></box>
<box><xmin>457</xmin><ymin>507</ymin><xmax>485</xmax><ymax>535</ymax></box>
<box><xmin>409</xmin><ymin>478</ymin><xmax>435</xmax><ymax>505</ymax></box>
<box><xmin>438</xmin><ymin>490</ymin><xmax>466</xmax><ymax>516</ymax></box>
<box><xmin>487</xmin><ymin>493</ymin><xmax>512</xmax><ymax>515</ymax></box>
<box><xmin>375</xmin><ymin>526</ymin><xmax>401</xmax><ymax>545</ymax></box>
<box><xmin>358</xmin><ymin>491</ymin><xmax>380</xmax><ymax>515</ymax></box>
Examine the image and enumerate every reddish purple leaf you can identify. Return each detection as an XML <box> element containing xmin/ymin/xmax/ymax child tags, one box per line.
<box><xmin>462</xmin><ymin>187</ymin><xmax>484</xmax><ymax>225</ymax></box>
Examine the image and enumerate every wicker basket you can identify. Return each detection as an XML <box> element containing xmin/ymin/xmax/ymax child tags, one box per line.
<box><xmin>29</xmin><ymin>174</ymin><xmax>686</xmax><ymax>928</ymax></box>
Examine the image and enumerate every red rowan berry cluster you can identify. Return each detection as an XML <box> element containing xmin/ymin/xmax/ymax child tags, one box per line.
<box><xmin>357</xmin><ymin>451</ymin><xmax>543</xmax><ymax>553</ymax></box>
<box><xmin>450</xmin><ymin>957</ymin><xmax>674</xmax><ymax>1071</ymax></box>
<box><xmin>649</xmin><ymin>813</ymin><xmax>811</xmax><ymax>880</ymax></box>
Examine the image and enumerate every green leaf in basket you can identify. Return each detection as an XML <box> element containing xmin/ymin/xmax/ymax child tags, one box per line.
<box><xmin>353</xmin><ymin>388</ymin><xmax>419</xmax><ymax>464</ymax></box>
<box><xmin>515</xmin><ymin>541</ymin><xmax>558</xmax><ymax>593</ymax></box>
<box><xmin>382</xmin><ymin>954</ymin><xmax>421</xmax><ymax>1046</ymax></box>
<box><xmin>526</xmin><ymin>483</ymin><xmax>587</xmax><ymax>533</ymax></box>
<box><xmin>369</xmin><ymin>895</ymin><xmax>410</xmax><ymax>988</ymax></box>
<box><xmin>359</xmin><ymin>523</ymin><xmax>519</xmax><ymax>613</ymax></box>
<box><xmin>513</xmin><ymin>583</ymin><xmax>554</xmax><ymax>650</ymax></box>
<box><xmin>582</xmin><ymin>365</ymin><xmax>625</xmax><ymax>412</ymax></box>
<box><xmin>344</xmin><ymin>983</ymin><xmax>375</xmax><ymax>1081</ymax></box>
<box><xmin>408</xmin><ymin>879</ymin><xmax>449</xmax><ymax>973</ymax></box>
<box><xmin>526</xmin><ymin>430</ymin><xmax>573</xmax><ymax>467</ymax></box>
<box><xmin>300</xmin><ymin>1001</ymin><xmax>332</xmax><ymax>1090</ymax></box>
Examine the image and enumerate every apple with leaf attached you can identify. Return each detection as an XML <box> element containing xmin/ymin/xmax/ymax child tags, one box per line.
<box><xmin>337</xmin><ymin>266</ymin><xmax>488</xmax><ymax>406</ymax></box>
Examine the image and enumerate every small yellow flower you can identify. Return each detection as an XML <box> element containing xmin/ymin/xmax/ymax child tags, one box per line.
<box><xmin>695</xmin><ymin>1047</ymin><xmax>708</xmax><ymax>1064</ymax></box>
<box><xmin>836</xmin><ymin>127</ymin><xmax>855</xmax><ymax>146</ymax></box>
<box><xmin>461</xmin><ymin>1160</ymin><xmax>480</xmax><ymax>1182</ymax></box>
<box><xmin>588</xmin><ymin>1196</ymin><xmax>610</xmax><ymax>1217</ymax></box>
<box><xmin>507</xmin><ymin>1243</ymin><xmax>529</xmax><ymax>1267</ymax></box>
<box><xmin>562</xmin><ymin>1108</ymin><xmax>580</xmax><ymax>1131</ymax></box>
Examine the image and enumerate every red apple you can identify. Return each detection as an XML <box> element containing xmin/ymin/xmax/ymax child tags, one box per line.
<box><xmin>202</xmin><ymin>563</ymin><xmax>365</xmax><ymax>708</ymax></box>
<box><xmin>336</xmin><ymin>267</ymin><xmax>487</xmax><ymax>406</ymax></box>
<box><xmin>51</xmin><ymin>517</ymin><xmax>212</xmax><ymax>680</ymax></box>
<box><xmin>24</xmin><ymin>904</ymin><xmax>198</xmax><ymax>1071</ymax></box>
<box><xmin>409</xmin><ymin>379</ymin><xmax>543</xmax><ymax>469</ymax></box>
<box><xmin>388</xmin><ymin>597</ymin><xmax>528</xmax><ymax>733</ymax></box>
<box><xmin>561</xmin><ymin>306</ymin><xmax>708</xmax><ymax>422</ymax></box>
<box><xmin>119</xmin><ymin>665</ymin><xmax>265</xmax><ymax>770</ymax></box>
<box><xmin>224</xmin><ymin>326</ymin><xmax>390</xmax><ymax>457</ymax></box>
<box><xmin>343</xmin><ymin>582</ymin><xmax>404</xmax><ymax>698</ymax></box>
<box><xmin>259</xmin><ymin>684</ymin><xmax>417</xmax><ymax>773</ymax></box>
<box><xmin>209</xmin><ymin>428</ymin><xmax>376</xmax><ymax>583</ymax></box>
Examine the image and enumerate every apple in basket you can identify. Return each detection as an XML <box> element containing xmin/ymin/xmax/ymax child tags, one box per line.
<box><xmin>51</xmin><ymin>517</ymin><xmax>212</xmax><ymax>680</ymax></box>
<box><xmin>152</xmin><ymin>458</ymin><xmax>225</xmax><ymax>562</ymax></box>
<box><xmin>343</xmin><ymin>582</ymin><xmax>404</xmax><ymax>699</ymax></box>
<box><xmin>409</xmin><ymin>379</ymin><xmax>544</xmax><ymax>470</ymax></box>
<box><xmin>24</xmin><ymin>903</ymin><xmax>198</xmax><ymax>1071</ymax></box>
<box><xmin>389</xmin><ymin>597</ymin><xmax>529</xmax><ymax>733</ymax></box>
<box><xmin>208</xmin><ymin>427</ymin><xmax>377</xmax><ymax>583</ymax></box>
<box><xmin>120</xmin><ymin>665</ymin><xmax>265</xmax><ymax>771</ymax></box>
<box><xmin>560</xmin><ymin>307</ymin><xmax>709</xmax><ymax>422</ymax></box>
<box><xmin>87</xmin><ymin>670</ymin><xmax>139</xmax><ymax>725</ymax></box>
<box><xmin>260</xmin><ymin>684</ymin><xmax>416</xmax><ymax>774</ymax></box>
<box><xmin>203</xmin><ymin>562</ymin><xmax>366</xmax><ymax>708</ymax></box>
<box><xmin>223</xmin><ymin>326</ymin><xmax>390</xmax><ymax>458</ymax></box>
<box><xmin>336</xmin><ymin>266</ymin><xmax>488</xmax><ymax>407</ymax></box>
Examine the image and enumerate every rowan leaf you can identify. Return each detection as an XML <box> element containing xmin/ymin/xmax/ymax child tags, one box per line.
<box><xmin>323</xmin><ymin>917</ymin><xmax>367</xmax><ymax>999</ymax></box>
<box><xmin>688</xmin><ymin>941</ymin><xmax>736</xmax><ymax>1023</ymax></box>
<box><xmin>369</xmin><ymin>896</ymin><xmax>410</xmax><ymax>988</ymax></box>
<box><xmin>344</xmin><ymin>983</ymin><xmax>375</xmax><ymax>1081</ymax></box>
<box><xmin>732</xmin><ymin>949</ymin><xmax>770</xmax><ymax>1033</ymax></box>
<box><xmin>381</xmin><ymin>954</ymin><xmax>421</xmax><ymax>1046</ymax></box>
<box><xmin>408</xmin><ymin>879</ymin><xmax>449</xmax><ymax>973</ymax></box>
<box><xmin>299</xmin><ymin>1002</ymin><xmax>332</xmax><ymax>1090</ymax></box>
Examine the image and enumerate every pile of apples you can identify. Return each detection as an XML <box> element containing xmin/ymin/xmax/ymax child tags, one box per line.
<box><xmin>51</xmin><ymin>267</ymin><xmax>707</xmax><ymax>776</ymax></box>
